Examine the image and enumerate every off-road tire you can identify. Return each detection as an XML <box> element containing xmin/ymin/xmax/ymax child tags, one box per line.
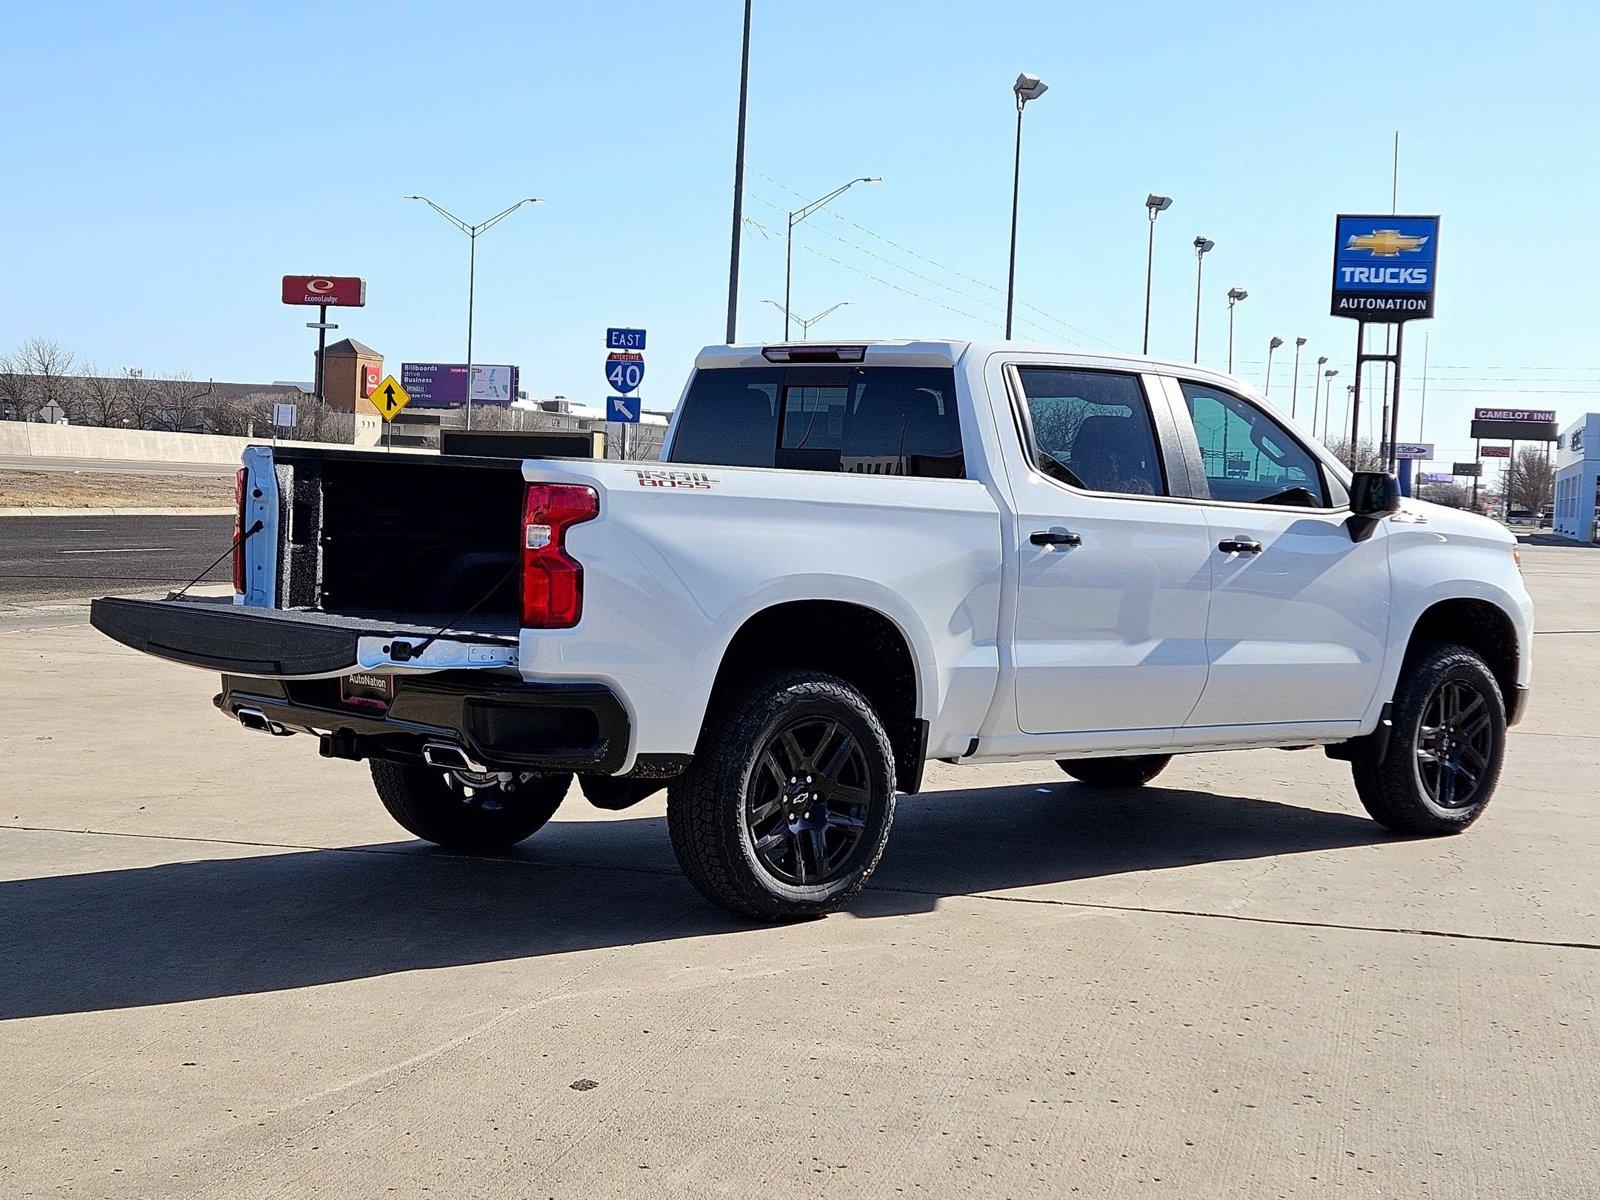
<box><xmin>1057</xmin><ymin>754</ymin><xmax>1172</xmax><ymax>788</ymax></box>
<box><xmin>371</xmin><ymin>761</ymin><xmax>570</xmax><ymax>851</ymax></box>
<box><xmin>1352</xmin><ymin>644</ymin><xmax>1506</xmax><ymax>835</ymax></box>
<box><xmin>667</xmin><ymin>670</ymin><xmax>896</xmax><ymax>921</ymax></box>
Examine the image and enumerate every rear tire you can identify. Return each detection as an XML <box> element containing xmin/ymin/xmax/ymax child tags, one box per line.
<box><xmin>667</xmin><ymin>670</ymin><xmax>896</xmax><ymax>921</ymax></box>
<box><xmin>371</xmin><ymin>761</ymin><xmax>570</xmax><ymax>851</ymax></box>
<box><xmin>1352</xmin><ymin>644</ymin><xmax>1506</xmax><ymax>835</ymax></box>
<box><xmin>1057</xmin><ymin>754</ymin><xmax>1172</xmax><ymax>788</ymax></box>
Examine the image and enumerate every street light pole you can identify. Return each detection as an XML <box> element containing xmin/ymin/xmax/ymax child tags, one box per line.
<box><xmin>1226</xmin><ymin>288</ymin><xmax>1247</xmax><ymax>373</ymax></box>
<box><xmin>1311</xmin><ymin>355</ymin><xmax>1328</xmax><ymax>431</ymax></box>
<box><xmin>725</xmin><ymin>0</ymin><xmax>753</xmax><ymax>344</ymax></box>
<box><xmin>1322</xmin><ymin>369</ymin><xmax>1338</xmax><ymax>441</ymax></box>
<box><xmin>1005</xmin><ymin>72</ymin><xmax>1049</xmax><ymax>340</ymax></box>
<box><xmin>762</xmin><ymin>299</ymin><xmax>850</xmax><ymax>339</ymax></box>
<box><xmin>784</xmin><ymin>177</ymin><xmax>880</xmax><ymax>341</ymax></box>
<box><xmin>1192</xmin><ymin>237</ymin><xmax>1214</xmax><ymax>364</ymax></box>
<box><xmin>1141</xmin><ymin>194</ymin><xmax>1172</xmax><ymax>354</ymax></box>
<box><xmin>1265</xmin><ymin>336</ymin><xmax>1284</xmax><ymax>395</ymax></box>
<box><xmin>405</xmin><ymin>194</ymin><xmax>542</xmax><ymax>430</ymax></box>
<box><xmin>1289</xmin><ymin>336</ymin><xmax>1307</xmax><ymax>417</ymax></box>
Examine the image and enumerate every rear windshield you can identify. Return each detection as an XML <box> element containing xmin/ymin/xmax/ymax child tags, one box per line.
<box><xmin>668</xmin><ymin>366</ymin><xmax>964</xmax><ymax>478</ymax></box>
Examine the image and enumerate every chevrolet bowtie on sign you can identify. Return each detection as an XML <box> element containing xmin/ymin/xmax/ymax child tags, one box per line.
<box><xmin>1330</xmin><ymin>214</ymin><xmax>1439</xmax><ymax>321</ymax></box>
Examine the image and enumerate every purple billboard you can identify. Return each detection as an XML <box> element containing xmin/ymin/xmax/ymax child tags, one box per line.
<box><xmin>400</xmin><ymin>362</ymin><xmax>520</xmax><ymax>408</ymax></box>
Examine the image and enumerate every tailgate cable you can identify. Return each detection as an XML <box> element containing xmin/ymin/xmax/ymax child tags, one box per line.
<box><xmin>167</xmin><ymin>519</ymin><xmax>263</xmax><ymax>600</ymax></box>
<box><xmin>390</xmin><ymin>566</ymin><xmax>518</xmax><ymax>663</ymax></box>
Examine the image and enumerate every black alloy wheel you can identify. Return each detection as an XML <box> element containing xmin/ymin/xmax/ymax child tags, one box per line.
<box><xmin>1351</xmin><ymin>643</ymin><xmax>1506</xmax><ymax>835</ymax></box>
<box><xmin>1414</xmin><ymin>679</ymin><xmax>1496</xmax><ymax>810</ymax></box>
<box><xmin>746</xmin><ymin>716</ymin><xmax>872</xmax><ymax>887</ymax></box>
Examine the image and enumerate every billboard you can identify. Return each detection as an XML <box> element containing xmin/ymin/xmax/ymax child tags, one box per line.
<box><xmin>1480</xmin><ymin>444</ymin><xmax>1511</xmax><ymax>458</ymax></box>
<box><xmin>1393</xmin><ymin>442</ymin><xmax>1433</xmax><ymax>461</ymax></box>
<box><xmin>1470</xmin><ymin>407</ymin><xmax>1558</xmax><ymax>441</ymax></box>
<box><xmin>282</xmin><ymin>275</ymin><xmax>366</xmax><ymax>307</ymax></box>
<box><xmin>1330</xmin><ymin>215</ymin><xmax>1439</xmax><ymax>321</ymax></box>
<box><xmin>400</xmin><ymin>362</ymin><xmax>520</xmax><ymax>408</ymax></box>
<box><xmin>1452</xmin><ymin>462</ymin><xmax>1483</xmax><ymax>477</ymax></box>
<box><xmin>1423</xmin><ymin>471</ymin><xmax>1457</xmax><ymax>484</ymax></box>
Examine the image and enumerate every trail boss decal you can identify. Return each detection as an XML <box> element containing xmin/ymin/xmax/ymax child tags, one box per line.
<box><xmin>630</xmin><ymin>469</ymin><xmax>718</xmax><ymax>490</ymax></box>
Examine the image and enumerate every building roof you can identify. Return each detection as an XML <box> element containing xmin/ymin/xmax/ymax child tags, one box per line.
<box><xmin>322</xmin><ymin>338</ymin><xmax>381</xmax><ymax>357</ymax></box>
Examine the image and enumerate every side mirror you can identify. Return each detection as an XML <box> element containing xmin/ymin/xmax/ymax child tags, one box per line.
<box><xmin>1349</xmin><ymin>471</ymin><xmax>1402</xmax><ymax>518</ymax></box>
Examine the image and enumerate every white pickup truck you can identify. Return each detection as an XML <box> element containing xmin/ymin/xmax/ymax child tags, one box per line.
<box><xmin>94</xmin><ymin>340</ymin><xmax>1534</xmax><ymax>919</ymax></box>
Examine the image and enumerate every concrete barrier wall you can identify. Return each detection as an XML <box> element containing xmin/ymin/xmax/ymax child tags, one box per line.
<box><xmin>0</xmin><ymin>421</ymin><xmax>353</xmax><ymax>465</ymax></box>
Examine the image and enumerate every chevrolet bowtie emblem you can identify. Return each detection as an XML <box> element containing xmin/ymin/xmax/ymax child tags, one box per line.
<box><xmin>1346</xmin><ymin>229</ymin><xmax>1429</xmax><ymax>256</ymax></box>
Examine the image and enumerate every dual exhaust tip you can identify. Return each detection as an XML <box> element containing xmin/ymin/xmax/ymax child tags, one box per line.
<box><xmin>237</xmin><ymin>708</ymin><xmax>484</xmax><ymax>773</ymax></box>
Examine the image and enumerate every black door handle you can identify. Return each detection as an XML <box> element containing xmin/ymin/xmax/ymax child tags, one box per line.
<box><xmin>1030</xmin><ymin>529</ymin><xmax>1082</xmax><ymax>548</ymax></box>
<box><xmin>1217</xmin><ymin>536</ymin><xmax>1263</xmax><ymax>554</ymax></box>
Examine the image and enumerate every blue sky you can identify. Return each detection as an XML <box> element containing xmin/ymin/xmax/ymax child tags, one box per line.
<box><xmin>3</xmin><ymin>0</ymin><xmax>1597</xmax><ymax>462</ymax></box>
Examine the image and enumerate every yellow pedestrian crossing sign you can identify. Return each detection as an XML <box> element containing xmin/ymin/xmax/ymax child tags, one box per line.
<box><xmin>372</xmin><ymin>375</ymin><xmax>410</xmax><ymax>421</ymax></box>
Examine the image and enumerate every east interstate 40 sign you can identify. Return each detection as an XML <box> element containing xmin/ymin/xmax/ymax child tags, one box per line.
<box><xmin>1330</xmin><ymin>214</ymin><xmax>1439</xmax><ymax>321</ymax></box>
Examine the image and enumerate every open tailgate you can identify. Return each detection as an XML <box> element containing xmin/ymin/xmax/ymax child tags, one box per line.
<box><xmin>90</xmin><ymin>596</ymin><xmax>518</xmax><ymax>678</ymax></box>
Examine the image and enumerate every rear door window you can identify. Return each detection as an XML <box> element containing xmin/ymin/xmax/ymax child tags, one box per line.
<box><xmin>668</xmin><ymin>368</ymin><xmax>781</xmax><ymax>467</ymax></box>
<box><xmin>1015</xmin><ymin>367</ymin><xmax>1166</xmax><ymax>496</ymax></box>
<box><xmin>670</xmin><ymin>366</ymin><xmax>964</xmax><ymax>478</ymax></box>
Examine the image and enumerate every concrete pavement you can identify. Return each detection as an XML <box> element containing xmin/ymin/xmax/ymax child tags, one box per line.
<box><xmin>0</xmin><ymin>542</ymin><xmax>1595</xmax><ymax>1198</ymax></box>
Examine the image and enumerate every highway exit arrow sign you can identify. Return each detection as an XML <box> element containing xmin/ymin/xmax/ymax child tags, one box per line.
<box><xmin>372</xmin><ymin>374</ymin><xmax>411</xmax><ymax>421</ymax></box>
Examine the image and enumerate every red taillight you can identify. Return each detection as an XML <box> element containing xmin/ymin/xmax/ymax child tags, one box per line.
<box><xmin>232</xmin><ymin>467</ymin><xmax>248</xmax><ymax>593</ymax></box>
<box><xmin>521</xmin><ymin>483</ymin><xmax>599</xmax><ymax>628</ymax></box>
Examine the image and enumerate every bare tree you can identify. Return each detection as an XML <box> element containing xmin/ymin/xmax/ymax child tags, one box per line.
<box><xmin>0</xmin><ymin>337</ymin><xmax>75</xmax><ymax>420</ymax></box>
<box><xmin>205</xmin><ymin>390</ymin><xmax>280</xmax><ymax>437</ymax></box>
<box><xmin>1419</xmin><ymin>481</ymin><xmax>1473</xmax><ymax>510</ymax></box>
<box><xmin>1505</xmin><ymin>446</ymin><xmax>1554</xmax><ymax>516</ymax></box>
<box><xmin>621</xmin><ymin>424</ymin><xmax>666</xmax><ymax>461</ymax></box>
<box><xmin>1324</xmin><ymin>437</ymin><xmax>1388</xmax><ymax>472</ymax></box>
<box><xmin>148</xmin><ymin>373</ymin><xmax>213</xmax><ymax>432</ymax></box>
<box><xmin>73</xmin><ymin>365</ymin><xmax>131</xmax><ymax>427</ymax></box>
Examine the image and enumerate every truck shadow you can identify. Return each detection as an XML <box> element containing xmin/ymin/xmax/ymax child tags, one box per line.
<box><xmin>0</xmin><ymin>781</ymin><xmax>1389</xmax><ymax>1019</ymax></box>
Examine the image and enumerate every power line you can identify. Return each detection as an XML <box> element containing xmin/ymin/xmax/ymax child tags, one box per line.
<box><xmin>755</xmin><ymin>172</ymin><xmax>1123</xmax><ymax>350</ymax></box>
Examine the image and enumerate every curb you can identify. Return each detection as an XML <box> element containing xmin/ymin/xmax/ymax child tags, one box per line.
<box><xmin>0</xmin><ymin>506</ymin><xmax>235</xmax><ymax>518</ymax></box>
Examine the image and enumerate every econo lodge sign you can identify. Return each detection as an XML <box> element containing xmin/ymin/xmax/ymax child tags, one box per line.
<box><xmin>281</xmin><ymin>275</ymin><xmax>367</xmax><ymax>307</ymax></box>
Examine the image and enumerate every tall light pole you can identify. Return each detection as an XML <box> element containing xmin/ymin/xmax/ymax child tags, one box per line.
<box><xmin>1141</xmin><ymin>194</ymin><xmax>1173</xmax><ymax>354</ymax></box>
<box><xmin>762</xmin><ymin>299</ymin><xmax>850</xmax><ymax>339</ymax></box>
<box><xmin>1264</xmin><ymin>336</ymin><xmax>1284</xmax><ymax>395</ymax></box>
<box><xmin>785</xmin><ymin>177</ymin><xmax>880</xmax><ymax>340</ymax></box>
<box><xmin>1322</xmin><ymin>369</ymin><xmax>1338</xmax><ymax>441</ymax></box>
<box><xmin>725</xmin><ymin>0</ymin><xmax>753</xmax><ymax>344</ymax></box>
<box><xmin>1226</xmin><ymin>287</ymin><xmax>1248</xmax><ymax>372</ymax></box>
<box><xmin>1311</xmin><ymin>354</ymin><xmax>1329</xmax><ymax>431</ymax></box>
<box><xmin>1192</xmin><ymin>237</ymin><xmax>1214</xmax><ymax>364</ymax></box>
<box><xmin>405</xmin><ymin>194</ymin><xmax>542</xmax><ymax>429</ymax></box>
<box><xmin>1005</xmin><ymin>72</ymin><xmax>1049</xmax><ymax>339</ymax></box>
<box><xmin>1289</xmin><ymin>336</ymin><xmax>1307</xmax><ymax>416</ymax></box>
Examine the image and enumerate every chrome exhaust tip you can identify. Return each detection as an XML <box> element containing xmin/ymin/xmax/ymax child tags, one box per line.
<box><xmin>236</xmin><ymin>707</ymin><xmax>291</xmax><ymax>736</ymax></box>
<box><xmin>422</xmin><ymin>742</ymin><xmax>485</xmax><ymax>772</ymax></box>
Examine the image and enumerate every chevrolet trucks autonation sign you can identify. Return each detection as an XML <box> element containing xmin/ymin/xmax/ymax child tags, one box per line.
<box><xmin>1330</xmin><ymin>215</ymin><xmax>1439</xmax><ymax>321</ymax></box>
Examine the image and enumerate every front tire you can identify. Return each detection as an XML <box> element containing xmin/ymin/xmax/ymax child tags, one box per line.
<box><xmin>371</xmin><ymin>761</ymin><xmax>570</xmax><ymax>851</ymax></box>
<box><xmin>1057</xmin><ymin>754</ymin><xmax>1172</xmax><ymax>788</ymax></box>
<box><xmin>667</xmin><ymin>670</ymin><xmax>896</xmax><ymax>921</ymax></box>
<box><xmin>1352</xmin><ymin>644</ymin><xmax>1506</xmax><ymax>835</ymax></box>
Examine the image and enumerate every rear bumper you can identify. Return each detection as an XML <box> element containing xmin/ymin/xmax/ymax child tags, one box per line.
<box><xmin>217</xmin><ymin>672</ymin><xmax>631</xmax><ymax>774</ymax></box>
